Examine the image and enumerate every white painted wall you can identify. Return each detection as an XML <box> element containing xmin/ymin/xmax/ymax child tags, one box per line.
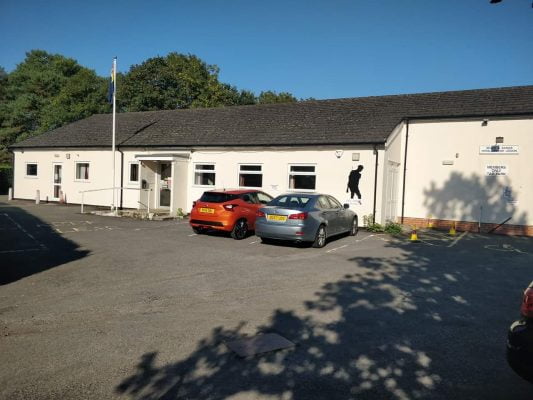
<box><xmin>188</xmin><ymin>146</ymin><xmax>383</xmax><ymax>224</ymax></box>
<box><xmin>13</xmin><ymin>149</ymin><xmax>120</xmax><ymax>207</ymax></box>
<box><xmin>403</xmin><ymin>118</ymin><xmax>533</xmax><ymax>226</ymax></box>
<box><xmin>13</xmin><ymin>147</ymin><xmax>383</xmax><ymax>225</ymax></box>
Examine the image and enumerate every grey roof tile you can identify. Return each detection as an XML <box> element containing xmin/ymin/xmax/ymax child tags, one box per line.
<box><xmin>12</xmin><ymin>85</ymin><xmax>533</xmax><ymax>149</ymax></box>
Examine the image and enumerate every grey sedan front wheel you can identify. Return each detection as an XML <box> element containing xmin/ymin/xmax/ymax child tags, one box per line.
<box><xmin>312</xmin><ymin>225</ymin><xmax>327</xmax><ymax>248</ymax></box>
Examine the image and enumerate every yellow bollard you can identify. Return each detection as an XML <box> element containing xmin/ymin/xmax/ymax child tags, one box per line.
<box><xmin>428</xmin><ymin>214</ymin><xmax>434</xmax><ymax>229</ymax></box>
<box><xmin>410</xmin><ymin>227</ymin><xmax>419</xmax><ymax>242</ymax></box>
<box><xmin>449</xmin><ymin>222</ymin><xmax>456</xmax><ymax>236</ymax></box>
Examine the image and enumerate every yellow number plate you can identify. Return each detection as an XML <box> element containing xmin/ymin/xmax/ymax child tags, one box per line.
<box><xmin>199</xmin><ymin>207</ymin><xmax>215</xmax><ymax>214</ymax></box>
<box><xmin>267</xmin><ymin>214</ymin><xmax>287</xmax><ymax>222</ymax></box>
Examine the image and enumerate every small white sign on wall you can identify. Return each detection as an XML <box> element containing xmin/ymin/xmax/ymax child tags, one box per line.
<box><xmin>480</xmin><ymin>145</ymin><xmax>519</xmax><ymax>154</ymax></box>
<box><xmin>485</xmin><ymin>165</ymin><xmax>508</xmax><ymax>176</ymax></box>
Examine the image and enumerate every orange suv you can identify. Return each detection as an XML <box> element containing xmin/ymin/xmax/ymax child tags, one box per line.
<box><xmin>190</xmin><ymin>189</ymin><xmax>274</xmax><ymax>239</ymax></box>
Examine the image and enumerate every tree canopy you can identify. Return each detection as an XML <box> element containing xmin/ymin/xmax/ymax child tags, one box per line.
<box><xmin>0</xmin><ymin>50</ymin><xmax>297</xmax><ymax>164</ymax></box>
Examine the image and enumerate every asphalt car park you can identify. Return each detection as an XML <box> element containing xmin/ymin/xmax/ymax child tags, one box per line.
<box><xmin>1</xmin><ymin>197</ymin><xmax>533</xmax><ymax>399</ymax></box>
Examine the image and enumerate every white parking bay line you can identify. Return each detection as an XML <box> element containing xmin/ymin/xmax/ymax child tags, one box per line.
<box><xmin>2</xmin><ymin>213</ymin><xmax>47</xmax><ymax>250</ymax></box>
<box><xmin>188</xmin><ymin>234</ymin><xmax>197</xmax><ymax>237</ymax></box>
<box><xmin>326</xmin><ymin>244</ymin><xmax>349</xmax><ymax>253</ymax></box>
<box><xmin>447</xmin><ymin>231</ymin><xmax>467</xmax><ymax>248</ymax></box>
<box><xmin>0</xmin><ymin>248</ymin><xmax>42</xmax><ymax>254</ymax></box>
<box><xmin>248</xmin><ymin>240</ymin><xmax>259</xmax><ymax>244</ymax></box>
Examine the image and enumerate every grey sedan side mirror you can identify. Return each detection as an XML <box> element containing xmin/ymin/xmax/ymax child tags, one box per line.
<box><xmin>343</xmin><ymin>203</ymin><xmax>349</xmax><ymax>209</ymax></box>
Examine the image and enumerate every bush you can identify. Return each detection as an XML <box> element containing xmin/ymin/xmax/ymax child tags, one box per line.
<box><xmin>363</xmin><ymin>214</ymin><xmax>402</xmax><ymax>234</ymax></box>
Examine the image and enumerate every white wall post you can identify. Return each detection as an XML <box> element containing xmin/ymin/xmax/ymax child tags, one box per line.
<box><xmin>35</xmin><ymin>190</ymin><xmax>40</xmax><ymax>204</ymax></box>
<box><xmin>8</xmin><ymin>187</ymin><xmax>12</xmax><ymax>201</ymax></box>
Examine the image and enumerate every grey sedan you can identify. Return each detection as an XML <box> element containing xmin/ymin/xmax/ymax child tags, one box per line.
<box><xmin>255</xmin><ymin>193</ymin><xmax>358</xmax><ymax>248</ymax></box>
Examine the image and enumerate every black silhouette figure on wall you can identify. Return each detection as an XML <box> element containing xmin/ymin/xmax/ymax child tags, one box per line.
<box><xmin>346</xmin><ymin>165</ymin><xmax>364</xmax><ymax>199</ymax></box>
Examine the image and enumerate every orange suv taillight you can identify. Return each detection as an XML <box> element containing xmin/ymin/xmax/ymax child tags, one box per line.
<box><xmin>521</xmin><ymin>286</ymin><xmax>533</xmax><ymax>318</ymax></box>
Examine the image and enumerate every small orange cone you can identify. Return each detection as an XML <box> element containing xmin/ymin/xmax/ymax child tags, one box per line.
<box><xmin>410</xmin><ymin>227</ymin><xmax>419</xmax><ymax>242</ymax></box>
<box><xmin>449</xmin><ymin>222</ymin><xmax>456</xmax><ymax>236</ymax></box>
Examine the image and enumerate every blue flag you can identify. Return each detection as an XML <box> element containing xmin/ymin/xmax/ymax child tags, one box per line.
<box><xmin>107</xmin><ymin>65</ymin><xmax>114</xmax><ymax>104</ymax></box>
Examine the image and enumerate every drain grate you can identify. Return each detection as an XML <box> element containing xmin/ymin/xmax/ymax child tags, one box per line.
<box><xmin>226</xmin><ymin>333</ymin><xmax>295</xmax><ymax>357</ymax></box>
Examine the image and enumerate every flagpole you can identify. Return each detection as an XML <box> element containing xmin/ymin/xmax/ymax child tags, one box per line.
<box><xmin>112</xmin><ymin>57</ymin><xmax>117</xmax><ymax>211</ymax></box>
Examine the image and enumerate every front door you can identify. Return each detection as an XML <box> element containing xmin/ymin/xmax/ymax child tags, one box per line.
<box><xmin>159</xmin><ymin>163</ymin><xmax>171</xmax><ymax>208</ymax></box>
<box><xmin>53</xmin><ymin>164</ymin><xmax>62</xmax><ymax>199</ymax></box>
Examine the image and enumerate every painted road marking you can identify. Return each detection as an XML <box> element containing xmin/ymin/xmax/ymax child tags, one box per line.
<box><xmin>2</xmin><ymin>213</ymin><xmax>47</xmax><ymax>250</ymax></box>
<box><xmin>188</xmin><ymin>234</ymin><xmax>197</xmax><ymax>237</ymax></box>
<box><xmin>484</xmin><ymin>244</ymin><xmax>528</xmax><ymax>254</ymax></box>
<box><xmin>248</xmin><ymin>240</ymin><xmax>259</xmax><ymax>244</ymax></box>
<box><xmin>0</xmin><ymin>248</ymin><xmax>42</xmax><ymax>254</ymax></box>
<box><xmin>326</xmin><ymin>244</ymin><xmax>349</xmax><ymax>253</ymax></box>
<box><xmin>448</xmin><ymin>231</ymin><xmax>467</xmax><ymax>247</ymax></box>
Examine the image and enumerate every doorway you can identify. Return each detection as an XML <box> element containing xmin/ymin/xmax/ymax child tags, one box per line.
<box><xmin>53</xmin><ymin>164</ymin><xmax>62</xmax><ymax>200</ymax></box>
<box><xmin>159</xmin><ymin>162</ymin><xmax>171</xmax><ymax>208</ymax></box>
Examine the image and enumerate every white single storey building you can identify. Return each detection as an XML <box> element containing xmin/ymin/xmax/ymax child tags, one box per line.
<box><xmin>10</xmin><ymin>85</ymin><xmax>533</xmax><ymax>235</ymax></box>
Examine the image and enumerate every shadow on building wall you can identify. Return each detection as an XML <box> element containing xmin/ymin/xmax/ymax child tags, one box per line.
<box><xmin>115</xmin><ymin>235</ymin><xmax>532</xmax><ymax>399</ymax></box>
<box><xmin>0</xmin><ymin>200</ymin><xmax>89</xmax><ymax>285</ymax></box>
<box><xmin>422</xmin><ymin>172</ymin><xmax>528</xmax><ymax>233</ymax></box>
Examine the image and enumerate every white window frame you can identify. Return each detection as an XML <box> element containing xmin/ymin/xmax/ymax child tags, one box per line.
<box><xmin>75</xmin><ymin>162</ymin><xmax>90</xmax><ymax>182</ymax></box>
<box><xmin>238</xmin><ymin>163</ymin><xmax>263</xmax><ymax>188</ymax></box>
<box><xmin>25</xmin><ymin>162</ymin><xmax>38</xmax><ymax>178</ymax></box>
<box><xmin>193</xmin><ymin>163</ymin><xmax>216</xmax><ymax>187</ymax></box>
<box><xmin>287</xmin><ymin>164</ymin><xmax>317</xmax><ymax>192</ymax></box>
<box><xmin>128</xmin><ymin>162</ymin><xmax>140</xmax><ymax>185</ymax></box>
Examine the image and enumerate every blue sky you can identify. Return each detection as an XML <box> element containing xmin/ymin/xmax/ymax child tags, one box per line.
<box><xmin>1</xmin><ymin>0</ymin><xmax>532</xmax><ymax>99</ymax></box>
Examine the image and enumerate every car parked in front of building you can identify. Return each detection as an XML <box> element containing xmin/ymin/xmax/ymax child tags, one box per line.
<box><xmin>507</xmin><ymin>281</ymin><xmax>533</xmax><ymax>383</ymax></box>
<box><xmin>255</xmin><ymin>193</ymin><xmax>358</xmax><ymax>248</ymax></box>
<box><xmin>190</xmin><ymin>189</ymin><xmax>273</xmax><ymax>239</ymax></box>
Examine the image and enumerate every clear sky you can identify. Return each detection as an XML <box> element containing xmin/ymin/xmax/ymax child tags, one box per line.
<box><xmin>1</xmin><ymin>0</ymin><xmax>532</xmax><ymax>100</ymax></box>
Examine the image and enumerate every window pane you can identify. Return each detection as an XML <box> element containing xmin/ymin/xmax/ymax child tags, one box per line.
<box><xmin>239</xmin><ymin>173</ymin><xmax>262</xmax><ymax>188</ymax></box>
<box><xmin>130</xmin><ymin>164</ymin><xmax>139</xmax><ymax>182</ymax></box>
<box><xmin>328</xmin><ymin>196</ymin><xmax>342</xmax><ymax>208</ymax></box>
<box><xmin>76</xmin><ymin>163</ymin><xmax>89</xmax><ymax>180</ymax></box>
<box><xmin>270</xmin><ymin>195</ymin><xmax>311</xmax><ymax>208</ymax></box>
<box><xmin>289</xmin><ymin>174</ymin><xmax>316</xmax><ymax>190</ymax></box>
<box><xmin>26</xmin><ymin>164</ymin><xmax>37</xmax><ymax>176</ymax></box>
<box><xmin>199</xmin><ymin>192</ymin><xmax>238</xmax><ymax>203</ymax></box>
<box><xmin>317</xmin><ymin>196</ymin><xmax>330</xmax><ymax>209</ymax></box>
<box><xmin>290</xmin><ymin>165</ymin><xmax>315</xmax><ymax>173</ymax></box>
<box><xmin>196</xmin><ymin>164</ymin><xmax>215</xmax><ymax>171</ymax></box>
<box><xmin>240</xmin><ymin>165</ymin><xmax>261</xmax><ymax>172</ymax></box>
<box><xmin>257</xmin><ymin>192</ymin><xmax>273</xmax><ymax>204</ymax></box>
<box><xmin>195</xmin><ymin>172</ymin><xmax>215</xmax><ymax>186</ymax></box>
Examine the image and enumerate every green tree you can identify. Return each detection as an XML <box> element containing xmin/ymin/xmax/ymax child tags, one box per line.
<box><xmin>0</xmin><ymin>50</ymin><xmax>108</xmax><ymax>162</ymax></box>
<box><xmin>257</xmin><ymin>90</ymin><xmax>297</xmax><ymax>104</ymax></box>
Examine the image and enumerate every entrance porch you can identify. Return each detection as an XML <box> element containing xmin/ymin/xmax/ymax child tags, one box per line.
<box><xmin>134</xmin><ymin>153</ymin><xmax>190</xmax><ymax>215</ymax></box>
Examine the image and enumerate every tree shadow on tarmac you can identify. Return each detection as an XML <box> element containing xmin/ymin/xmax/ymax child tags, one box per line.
<box><xmin>116</xmin><ymin>234</ymin><xmax>533</xmax><ymax>399</ymax></box>
<box><xmin>0</xmin><ymin>201</ymin><xmax>89</xmax><ymax>285</ymax></box>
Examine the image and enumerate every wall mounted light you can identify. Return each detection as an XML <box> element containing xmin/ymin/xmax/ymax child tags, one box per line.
<box><xmin>496</xmin><ymin>136</ymin><xmax>504</xmax><ymax>144</ymax></box>
<box><xmin>481</xmin><ymin>119</ymin><xmax>489</xmax><ymax>126</ymax></box>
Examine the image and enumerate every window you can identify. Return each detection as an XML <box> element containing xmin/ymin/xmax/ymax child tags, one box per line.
<box><xmin>256</xmin><ymin>192</ymin><xmax>273</xmax><ymax>205</ymax></box>
<box><xmin>194</xmin><ymin>164</ymin><xmax>215</xmax><ymax>186</ymax></box>
<box><xmin>199</xmin><ymin>192</ymin><xmax>238</xmax><ymax>203</ymax></box>
<box><xmin>327</xmin><ymin>196</ymin><xmax>343</xmax><ymax>209</ymax></box>
<box><xmin>239</xmin><ymin>164</ymin><xmax>262</xmax><ymax>188</ymax></box>
<box><xmin>129</xmin><ymin>163</ymin><xmax>139</xmax><ymax>182</ymax></box>
<box><xmin>270</xmin><ymin>195</ymin><xmax>311</xmax><ymax>209</ymax></box>
<box><xmin>316</xmin><ymin>196</ymin><xmax>330</xmax><ymax>209</ymax></box>
<box><xmin>75</xmin><ymin>162</ymin><xmax>90</xmax><ymax>180</ymax></box>
<box><xmin>288</xmin><ymin>165</ymin><xmax>316</xmax><ymax>190</ymax></box>
<box><xmin>26</xmin><ymin>163</ymin><xmax>38</xmax><ymax>177</ymax></box>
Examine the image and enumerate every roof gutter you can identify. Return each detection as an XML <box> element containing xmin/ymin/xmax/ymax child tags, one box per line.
<box><xmin>372</xmin><ymin>144</ymin><xmax>379</xmax><ymax>223</ymax></box>
<box><xmin>400</xmin><ymin>120</ymin><xmax>409</xmax><ymax>224</ymax></box>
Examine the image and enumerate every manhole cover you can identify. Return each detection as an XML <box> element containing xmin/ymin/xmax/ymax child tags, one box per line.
<box><xmin>226</xmin><ymin>333</ymin><xmax>295</xmax><ymax>357</ymax></box>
